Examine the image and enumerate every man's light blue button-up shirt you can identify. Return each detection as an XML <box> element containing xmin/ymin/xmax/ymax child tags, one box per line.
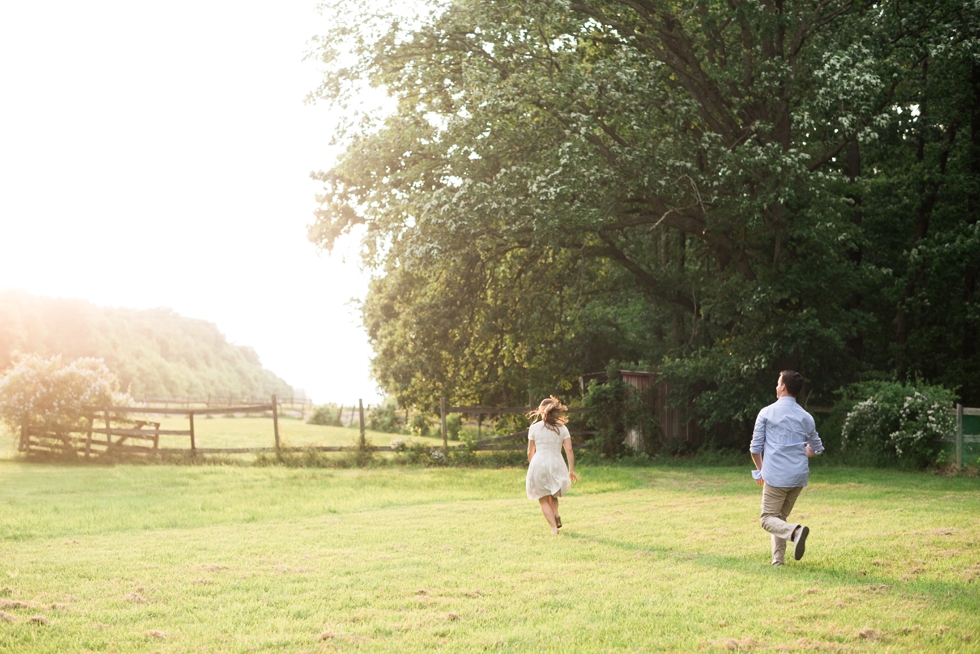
<box><xmin>750</xmin><ymin>396</ymin><xmax>824</xmax><ymax>488</ymax></box>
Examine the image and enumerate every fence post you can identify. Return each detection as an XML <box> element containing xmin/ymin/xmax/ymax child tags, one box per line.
<box><xmin>19</xmin><ymin>415</ymin><xmax>27</xmax><ymax>452</ymax></box>
<box><xmin>103</xmin><ymin>408</ymin><xmax>113</xmax><ymax>454</ymax></box>
<box><xmin>358</xmin><ymin>399</ymin><xmax>366</xmax><ymax>449</ymax></box>
<box><xmin>956</xmin><ymin>403</ymin><xmax>963</xmax><ymax>468</ymax></box>
<box><xmin>85</xmin><ymin>416</ymin><xmax>94</xmax><ymax>459</ymax></box>
<box><xmin>440</xmin><ymin>396</ymin><xmax>448</xmax><ymax>451</ymax></box>
<box><xmin>189</xmin><ymin>411</ymin><xmax>197</xmax><ymax>455</ymax></box>
<box><xmin>272</xmin><ymin>394</ymin><xmax>280</xmax><ymax>453</ymax></box>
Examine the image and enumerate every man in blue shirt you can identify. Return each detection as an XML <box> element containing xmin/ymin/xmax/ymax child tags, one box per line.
<box><xmin>750</xmin><ymin>370</ymin><xmax>824</xmax><ymax>566</ymax></box>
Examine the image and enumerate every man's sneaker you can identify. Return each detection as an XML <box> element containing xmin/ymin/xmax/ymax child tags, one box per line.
<box><xmin>793</xmin><ymin>526</ymin><xmax>810</xmax><ymax>561</ymax></box>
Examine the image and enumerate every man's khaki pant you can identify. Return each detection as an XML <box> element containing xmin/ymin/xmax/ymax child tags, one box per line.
<box><xmin>760</xmin><ymin>484</ymin><xmax>803</xmax><ymax>565</ymax></box>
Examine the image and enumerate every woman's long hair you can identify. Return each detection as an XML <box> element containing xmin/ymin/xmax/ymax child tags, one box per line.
<box><xmin>526</xmin><ymin>395</ymin><xmax>568</xmax><ymax>432</ymax></box>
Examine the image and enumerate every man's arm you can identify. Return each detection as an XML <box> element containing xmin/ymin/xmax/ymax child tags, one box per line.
<box><xmin>750</xmin><ymin>452</ymin><xmax>764</xmax><ymax>485</ymax></box>
<box><xmin>749</xmin><ymin>412</ymin><xmax>767</xmax><ymax>485</ymax></box>
<box><xmin>805</xmin><ymin>416</ymin><xmax>824</xmax><ymax>457</ymax></box>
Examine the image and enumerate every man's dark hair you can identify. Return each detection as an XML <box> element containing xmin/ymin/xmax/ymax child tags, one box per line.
<box><xmin>780</xmin><ymin>370</ymin><xmax>804</xmax><ymax>397</ymax></box>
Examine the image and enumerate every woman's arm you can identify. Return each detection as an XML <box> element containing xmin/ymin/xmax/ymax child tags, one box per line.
<box><xmin>527</xmin><ymin>439</ymin><xmax>536</xmax><ymax>463</ymax></box>
<box><xmin>562</xmin><ymin>438</ymin><xmax>579</xmax><ymax>483</ymax></box>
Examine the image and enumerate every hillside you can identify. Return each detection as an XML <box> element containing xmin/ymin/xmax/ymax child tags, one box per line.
<box><xmin>0</xmin><ymin>290</ymin><xmax>294</xmax><ymax>399</ymax></box>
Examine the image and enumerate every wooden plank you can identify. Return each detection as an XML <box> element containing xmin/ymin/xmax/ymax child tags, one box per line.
<box><xmin>447</xmin><ymin>406</ymin><xmax>588</xmax><ymax>414</ymax></box>
<box><xmin>941</xmin><ymin>434</ymin><xmax>980</xmax><ymax>443</ymax></box>
<box><xmin>84</xmin><ymin>405</ymin><xmax>193</xmax><ymax>415</ymax></box>
<box><xmin>89</xmin><ymin>428</ymin><xmax>191</xmax><ymax>437</ymax></box>
<box><xmin>191</xmin><ymin>404</ymin><xmax>274</xmax><ymax>416</ymax></box>
<box><xmin>155</xmin><ymin>445</ymin><xmax>400</xmax><ymax>454</ymax></box>
<box><xmin>146</xmin><ymin>441</ymin><xmax>592</xmax><ymax>455</ymax></box>
<box><xmin>474</xmin><ymin>429</ymin><xmax>596</xmax><ymax>447</ymax></box>
<box><xmin>82</xmin><ymin>404</ymin><xmax>273</xmax><ymax>416</ymax></box>
<box><xmin>964</xmin><ymin>407</ymin><xmax>980</xmax><ymax>416</ymax></box>
<box><xmin>474</xmin><ymin>429</ymin><xmax>529</xmax><ymax>446</ymax></box>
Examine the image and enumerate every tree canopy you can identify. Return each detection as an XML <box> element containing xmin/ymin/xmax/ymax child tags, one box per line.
<box><xmin>0</xmin><ymin>291</ymin><xmax>295</xmax><ymax>399</ymax></box>
<box><xmin>308</xmin><ymin>0</ymin><xmax>980</xmax><ymax>439</ymax></box>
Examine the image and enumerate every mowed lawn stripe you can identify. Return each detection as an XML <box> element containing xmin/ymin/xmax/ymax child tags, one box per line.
<box><xmin>0</xmin><ymin>464</ymin><xmax>977</xmax><ymax>652</ymax></box>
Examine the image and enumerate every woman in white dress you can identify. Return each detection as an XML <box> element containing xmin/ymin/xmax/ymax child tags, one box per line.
<box><xmin>526</xmin><ymin>396</ymin><xmax>578</xmax><ymax>534</ymax></box>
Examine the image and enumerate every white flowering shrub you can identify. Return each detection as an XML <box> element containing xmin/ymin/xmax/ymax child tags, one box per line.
<box><xmin>841</xmin><ymin>382</ymin><xmax>955</xmax><ymax>468</ymax></box>
<box><xmin>0</xmin><ymin>354</ymin><xmax>129</xmax><ymax>436</ymax></box>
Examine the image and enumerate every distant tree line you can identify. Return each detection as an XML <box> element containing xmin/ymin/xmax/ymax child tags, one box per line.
<box><xmin>0</xmin><ymin>290</ymin><xmax>294</xmax><ymax>399</ymax></box>
<box><xmin>308</xmin><ymin>0</ymin><xmax>980</xmax><ymax>445</ymax></box>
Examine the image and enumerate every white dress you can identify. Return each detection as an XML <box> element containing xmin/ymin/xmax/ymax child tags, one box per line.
<box><xmin>525</xmin><ymin>421</ymin><xmax>571</xmax><ymax>500</ymax></box>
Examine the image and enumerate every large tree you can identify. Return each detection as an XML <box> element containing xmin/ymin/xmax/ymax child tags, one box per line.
<box><xmin>309</xmin><ymin>0</ymin><xmax>980</xmax><ymax>438</ymax></box>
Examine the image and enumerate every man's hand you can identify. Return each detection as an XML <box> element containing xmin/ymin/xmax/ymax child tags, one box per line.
<box><xmin>805</xmin><ymin>445</ymin><xmax>817</xmax><ymax>458</ymax></box>
<box><xmin>755</xmin><ymin>477</ymin><xmax>765</xmax><ymax>486</ymax></box>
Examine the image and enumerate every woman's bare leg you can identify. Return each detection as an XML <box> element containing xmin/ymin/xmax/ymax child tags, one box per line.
<box><xmin>550</xmin><ymin>495</ymin><xmax>560</xmax><ymax>526</ymax></box>
<box><xmin>538</xmin><ymin>497</ymin><xmax>559</xmax><ymax>533</ymax></box>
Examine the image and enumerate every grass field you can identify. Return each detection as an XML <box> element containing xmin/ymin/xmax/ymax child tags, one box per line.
<box><xmin>0</xmin><ymin>460</ymin><xmax>978</xmax><ymax>653</ymax></box>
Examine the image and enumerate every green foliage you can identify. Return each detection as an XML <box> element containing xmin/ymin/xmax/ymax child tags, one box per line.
<box><xmin>307</xmin><ymin>403</ymin><xmax>343</xmax><ymax>426</ymax></box>
<box><xmin>583</xmin><ymin>379</ymin><xmax>628</xmax><ymax>459</ymax></box>
<box><xmin>841</xmin><ymin>381</ymin><xmax>957</xmax><ymax>468</ymax></box>
<box><xmin>493</xmin><ymin>414</ymin><xmax>528</xmax><ymax>436</ymax></box>
<box><xmin>0</xmin><ymin>353</ymin><xmax>129</xmax><ymax>434</ymax></box>
<box><xmin>582</xmin><ymin>376</ymin><xmax>659</xmax><ymax>458</ymax></box>
<box><xmin>0</xmin><ymin>290</ymin><xmax>294</xmax><ymax>399</ymax></box>
<box><xmin>368</xmin><ymin>402</ymin><xmax>401</xmax><ymax>433</ymax></box>
<box><xmin>446</xmin><ymin>413</ymin><xmax>462</xmax><ymax>440</ymax></box>
<box><xmin>408</xmin><ymin>413</ymin><xmax>431</xmax><ymax>437</ymax></box>
<box><xmin>309</xmin><ymin>0</ymin><xmax>980</xmax><ymax>442</ymax></box>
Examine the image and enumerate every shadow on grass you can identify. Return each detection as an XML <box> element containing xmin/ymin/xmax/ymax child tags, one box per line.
<box><xmin>562</xmin><ymin>529</ymin><xmax>979</xmax><ymax>611</ymax></box>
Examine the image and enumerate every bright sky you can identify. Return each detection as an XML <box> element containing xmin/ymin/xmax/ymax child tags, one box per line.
<box><xmin>0</xmin><ymin>0</ymin><xmax>387</xmax><ymax>405</ymax></box>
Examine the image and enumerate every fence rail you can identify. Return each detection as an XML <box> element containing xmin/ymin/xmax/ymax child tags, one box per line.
<box><xmin>132</xmin><ymin>395</ymin><xmax>312</xmax><ymax>407</ymax></box>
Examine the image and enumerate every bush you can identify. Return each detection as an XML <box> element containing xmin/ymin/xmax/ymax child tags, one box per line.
<box><xmin>369</xmin><ymin>403</ymin><xmax>401</xmax><ymax>433</ymax></box>
<box><xmin>841</xmin><ymin>381</ymin><xmax>956</xmax><ymax>468</ymax></box>
<box><xmin>0</xmin><ymin>354</ymin><xmax>129</xmax><ymax>436</ymax></box>
<box><xmin>409</xmin><ymin>413</ymin><xmax>430</xmax><ymax>437</ymax></box>
<box><xmin>307</xmin><ymin>404</ymin><xmax>343</xmax><ymax>426</ymax></box>
<box><xmin>446</xmin><ymin>413</ymin><xmax>462</xmax><ymax>440</ymax></box>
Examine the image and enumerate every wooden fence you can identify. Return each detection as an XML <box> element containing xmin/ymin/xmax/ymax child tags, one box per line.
<box><xmin>950</xmin><ymin>404</ymin><xmax>980</xmax><ymax>467</ymax></box>
<box><xmin>20</xmin><ymin>398</ymin><xmax>283</xmax><ymax>459</ymax></box>
<box><xmin>132</xmin><ymin>395</ymin><xmax>312</xmax><ymax>409</ymax></box>
<box><xmin>18</xmin><ymin>395</ymin><xmax>596</xmax><ymax>459</ymax></box>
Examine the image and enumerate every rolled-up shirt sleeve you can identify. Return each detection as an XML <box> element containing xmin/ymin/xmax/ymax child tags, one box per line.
<box><xmin>749</xmin><ymin>410</ymin><xmax>767</xmax><ymax>454</ymax></box>
<box><xmin>805</xmin><ymin>417</ymin><xmax>824</xmax><ymax>454</ymax></box>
